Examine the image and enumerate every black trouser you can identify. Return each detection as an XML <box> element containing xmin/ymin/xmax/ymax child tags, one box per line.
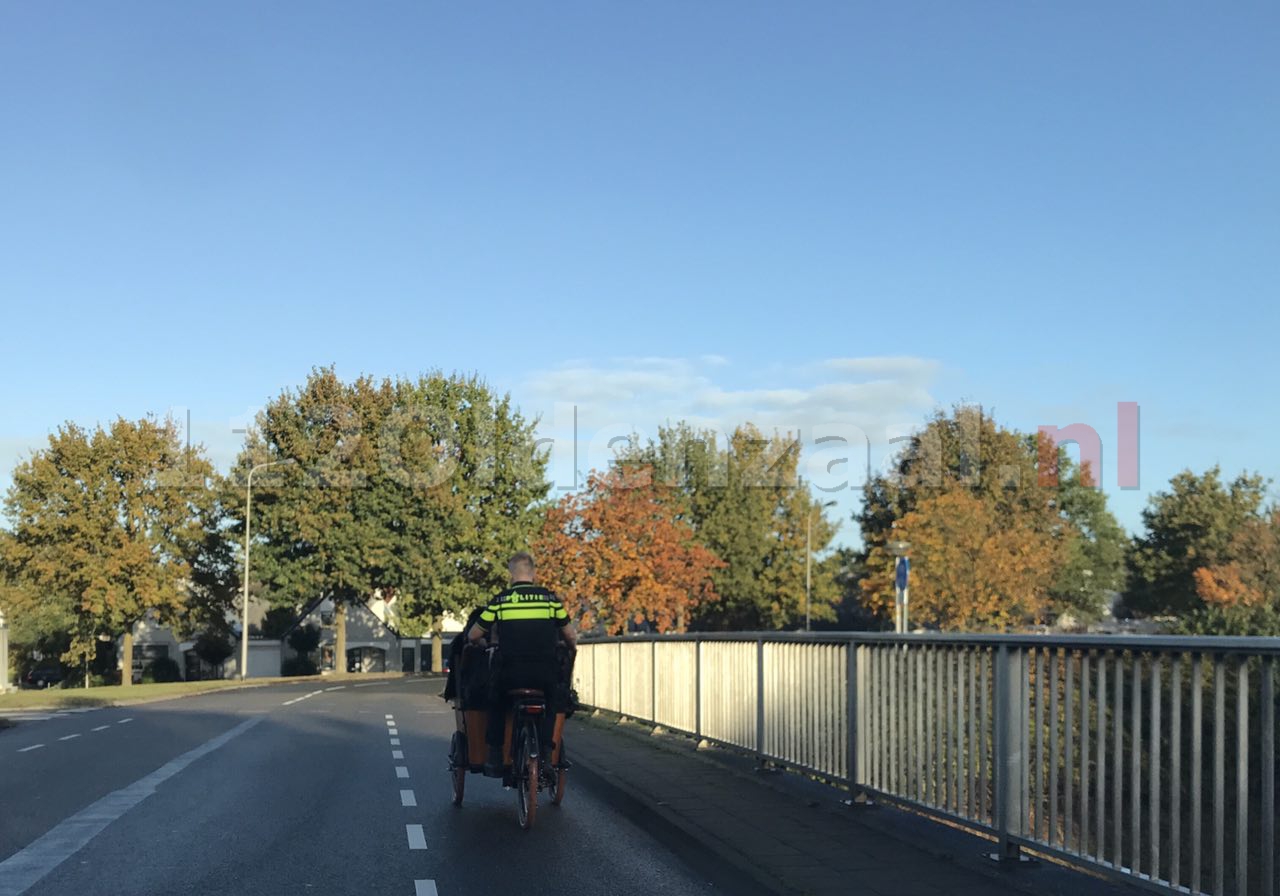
<box><xmin>486</xmin><ymin>658</ymin><xmax>557</xmax><ymax>759</ymax></box>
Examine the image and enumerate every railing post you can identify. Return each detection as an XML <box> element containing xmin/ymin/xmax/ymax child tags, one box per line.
<box><xmin>756</xmin><ymin>638</ymin><xmax>766</xmax><ymax>766</ymax></box>
<box><xmin>846</xmin><ymin>639</ymin><xmax>864</xmax><ymax>803</ymax></box>
<box><xmin>651</xmin><ymin>638</ymin><xmax>658</xmax><ymax>724</ymax></box>
<box><xmin>694</xmin><ymin>640</ymin><xmax>702</xmax><ymax>739</ymax></box>
<box><xmin>990</xmin><ymin>644</ymin><xmax>1033</xmax><ymax>865</ymax></box>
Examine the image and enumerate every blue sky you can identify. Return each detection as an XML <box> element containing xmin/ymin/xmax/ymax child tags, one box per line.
<box><xmin>1</xmin><ymin>2</ymin><xmax>1277</xmax><ymax>547</ymax></box>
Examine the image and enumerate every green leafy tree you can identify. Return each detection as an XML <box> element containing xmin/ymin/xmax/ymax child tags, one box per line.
<box><xmin>620</xmin><ymin>422</ymin><xmax>839</xmax><ymax>630</ymax></box>
<box><xmin>259</xmin><ymin>606</ymin><xmax>297</xmax><ymax>639</ymax></box>
<box><xmin>1125</xmin><ymin>467</ymin><xmax>1270</xmax><ymax>617</ymax></box>
<box><xmin>1042</xmin><ymin>448</ymin><xmax>1128</xmax><ymax>624</ymax></box>
<box><xmin>232</xmin><ymin>368</ymin><xmax>549</xmax><ymax>657</ymax></box>
<box><xmin>3</xmin><ymin>418</ymin><xmax>226</xmax><ymax>685</ymax></box>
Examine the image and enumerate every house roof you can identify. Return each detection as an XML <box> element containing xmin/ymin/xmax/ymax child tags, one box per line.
<box><xmin>278</xmin><ymin>597</ymin><xmax>404</xmax><ymax>641</ymax></box>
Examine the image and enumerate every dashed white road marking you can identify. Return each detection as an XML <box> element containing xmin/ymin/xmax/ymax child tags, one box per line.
<box><xmin>385</xmin><ymin>714</ymin><xmax>395</xmax><ymax>719</ymax></box>
<box><xmin>0</xmin><ymin>718</ymin><xmax>262</xmax><ymax>896</ymax></box>
<box><xmin>58</xmin><ymin>734</ymin><xmax>80</xmax><ymax>742</ymax></box>
<box><xmin>390</xmin><ymin>738</ymin><xmax>400</xmax><ymax>746</ymax></box>
<box><xmin>17</xmin><ymin>744</ymin><xmax>44</xmax><ymax>753</ymax></box>
<box><xmin>395</xmin><ymin>766</ymin><xmax>409</xmax><ymax>779</ymax></box>
<box><xmin>415</xmin><ymin>880</ymin><xmax>438</xmax><ymax>895</ymax></box>
<box><xmin>91</xmin><ymin>725</ymin><xmax>110</xmax><ymax>732</ymax></box>
<box><xmin>406</xmin><ymin>824</ymin><xmax>427</xmax><ymax>850</ymax></box>
<box><xmin>325</xmin><ymin>686</ymin><xmax>345</xmax><ymax>692</ymax></box>
<box><xmin>392</xmin><ymin>750</ymin><xmax>404</xmax><ymax>759</ymax></box>
<box><xmin>400</xmin><ymin>789</ymin><xmax>416</xmax><ymax>807</ymax></box>
<box><xmin>353</xmin><ymin>682</ymin><xmax>380</xmax><ymax>688</ymax></box>
<box><xmin>282</xmin><ymin>690</ymin><xmax>324</xmax><ymax>707</ymax></box>
<box><xmin>117</xmin><ymin>718</ymin><xmax>133</xmax><ymax>725</ymax></box>
<box><xmin>389</xmin><ymin>728</ymin><xmax>398</xmax><ymax>736</ymax></box>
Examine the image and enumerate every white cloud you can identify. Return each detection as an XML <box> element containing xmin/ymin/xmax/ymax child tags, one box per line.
<box><xmin>520</xmin><ymin>354</ymin><xmax>944</xmax><ymax>512</ymax></box>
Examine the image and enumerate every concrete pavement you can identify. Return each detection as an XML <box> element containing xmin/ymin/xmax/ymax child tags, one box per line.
<box><xmin>567</xmin><ymin>711</ymin><xmax>1143</xmax><ymax>896</ymax></box>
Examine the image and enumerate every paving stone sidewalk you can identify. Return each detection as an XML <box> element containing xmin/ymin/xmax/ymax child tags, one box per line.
<box><xmin>567</xmin><ymin>713</ymin><xmax>1138</xmax><ymax>896</ymax></box>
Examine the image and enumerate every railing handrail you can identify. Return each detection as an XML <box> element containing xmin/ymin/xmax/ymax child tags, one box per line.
<box><xmin>580</xmin><ymin>630</ymin><xmax>1280</xmax><ymax>655</ymax></box>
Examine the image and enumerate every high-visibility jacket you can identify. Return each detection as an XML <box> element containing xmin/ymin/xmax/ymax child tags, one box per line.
<box><xmin>475</xmin><ymin>583</ymin><xmax>569</xmax><ymax>662</ymax></box>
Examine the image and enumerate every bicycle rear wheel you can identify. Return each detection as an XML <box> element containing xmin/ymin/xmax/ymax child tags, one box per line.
<box><xmin>515</xmin><ymin>723</ymin><xmax>539</xmax><ymax>830</ymax></box>
<box><xmin>449</xmin><ymin>731</ymin><xmax>466</xmax><ymax>806</ymax></box>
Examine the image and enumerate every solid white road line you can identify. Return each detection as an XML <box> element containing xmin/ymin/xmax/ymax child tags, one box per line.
<box><xmin>17</xmin><ymin>745</ymin><xmax>44</xmax><ymax>753</ymax></box>
<box><xmin>90</xmin><ymin>726</ymin><xmax>110</xmax><ymax>732</ymax></box>
<box><xmin>282</xmin><ymin>690</ymin><xmax>324</xmax><ymax>707</ymax></box>
<box><xmin>390</xmin><ymin>738</ymin><xmax>400</xmax><ymax>746</ymax></box>
<box><xmin>57</xmin><ymin>734</ymin><xmax>80</xmax><ymax>742</ymax></box>
<box><xmin>400</xmin><ymin>789</ymin><xmax>416</xmax><ymax>807</ymax></box>
<box><xmin>392</xmin><ymin>750</ymin><xmax>404</xmax><ymax>759</ymax></box>
<box><xmin>117</xmin><ymin>718</ymin><xmax>133</xmax><ymax>725</ymax></box>
<box><xmin>0</xmin><ymin>717</ymin><xmax>262</xmax><ymax>896</ymax></box>
<box><xmin>353</xmin><ymin>682</ymin><xmax>379</xmax><ymax>688</ymax></box>
<box><xmin>406</xmin><ymin>824</ymin><xmax>427</xmax><ymax>850</ymax></box>
<box><xmin>415</xmin><ymin>879</ymin><xmax>438</xmax><ymax>895</ymax></box>
<box><xmin>395</xmin><ymin>766</ymin><xmax>409</xmax><ymax>779</ymax></box>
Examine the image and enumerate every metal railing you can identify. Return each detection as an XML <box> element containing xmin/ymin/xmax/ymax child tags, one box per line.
<box><xmin>574</xmin><ymin>633</ymin><xmax>1280</xmax><ymax>896</ymax></box>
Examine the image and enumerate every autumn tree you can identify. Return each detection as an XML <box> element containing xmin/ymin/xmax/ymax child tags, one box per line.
<box><xmin>617</xmin><ymin>423</ymin><xmax>840</xmax><ymax>630</ymax></box>
<box><xmin>856</xmin><ymin>406</ymin><xmax>1123</xmax><ymax>630</ymax></box>
<box><xmin>2</xmin><ymin>418</ymin><xmax>227</xmax><ymax>685</ymax></box>
<box><xmin>1178</xmin><ymin>508</ymin><xmax>1280</xmax><ymax>635</ymax></box>
<box><xmin>1125</xmin><ymin>467</ymin><xmax>1270</xmax><ymax>618</ymax></box>
<box><xmin>536</xmin><ymin>466</ymin><xmax>722</xmax><ymax>635</ymax></box>
<box><xmin>860</xmin><ymin>490</ymin><xmax>1065</xmax><ymax>630</ymax></box>
<box><xmin>232</xmin><ymin>368</ymin><xmax>549</xmax><ymax>663</ymax></box>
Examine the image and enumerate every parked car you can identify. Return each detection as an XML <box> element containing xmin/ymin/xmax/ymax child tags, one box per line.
<box><xmin>23</xmin><ymin>667</ymin><xmax>65</xmax><ymax>689</ymax></box>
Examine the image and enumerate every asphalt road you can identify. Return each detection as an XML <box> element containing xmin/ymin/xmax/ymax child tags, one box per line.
<box><xmin>0</xmin><ymin>679</ymin><xmax>734</xmax><ymax>896</ymax></box>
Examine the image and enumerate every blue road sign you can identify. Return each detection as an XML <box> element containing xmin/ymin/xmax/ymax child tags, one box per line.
<box><xmin>895</xmin><ymin>556</ymin><xmax>909</xmax><ymax>591</ymax></box>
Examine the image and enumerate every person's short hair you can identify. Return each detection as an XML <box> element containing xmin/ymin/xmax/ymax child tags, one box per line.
<box><xmin>508</xmin><ymin>551</ymin><xmax>535</xmax><ymax>577</ymax></box>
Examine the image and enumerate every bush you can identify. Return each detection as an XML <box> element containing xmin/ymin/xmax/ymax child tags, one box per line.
<box><xmin>281</xmin><ymin>656</ymin><xmax>318</xmax><ymax>677</ymax></box>
<box><xmin>287</xmin><ymin>624</ymin><xmax>321</xmax><ymax>657</ymax></box>
<box><xmin>142</xmin><ymin>657</ymin><xmax>182</xmax><ymax>683</ymax></box>
<box><xmin>194</xmin><ymin>632</ymin><xmax>234</xmax><ymax>668</ymax></box>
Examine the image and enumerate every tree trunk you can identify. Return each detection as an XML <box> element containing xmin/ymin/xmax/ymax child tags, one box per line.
<box><xmin>335</xmin><ymin>601</ymin><xmax>346</xmax><ymax>674</ymax></box>
<box><xmin>431</xmin><ymin>632</ymin><xmax>443</xmax><ymax>673</ymax></box>
<box><xmin>121</xmin><ymin>629</ymin><xmax>134</xmax><ymax>688</ymax></box>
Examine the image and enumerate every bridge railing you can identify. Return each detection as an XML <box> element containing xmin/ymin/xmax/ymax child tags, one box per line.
<box><xmin>574</xmin><ymin>632</ymin><xmax>1280</xmax><ymax>896</ymax></box>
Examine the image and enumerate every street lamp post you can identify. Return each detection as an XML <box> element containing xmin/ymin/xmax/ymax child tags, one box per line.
<box><xmin>0</xmin><ymin>608</ymin><xmax>10</xmax><ymax>693</ymax></box>
<box><xmin>241</xmin><ymin>459</ymin><xmax>294</xmax><ymax>680</ymax></box>
<box><xmin>805</xmin><ymin>500</ymin><xmax>838</xmax><ymax>631</ymax></box>
<box><xmin>887</xmin><ymin>539</ymin><xmax>911</xmax><ymax>633</ymax></box>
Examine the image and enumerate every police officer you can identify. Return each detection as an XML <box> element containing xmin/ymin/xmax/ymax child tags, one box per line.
<box><xmin>468</xmin><ymin>551</ymin><xmax>577</xmax><ymax>776</ymax></box>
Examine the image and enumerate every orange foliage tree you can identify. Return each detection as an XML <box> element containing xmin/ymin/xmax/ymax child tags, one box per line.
<box><xmin>535</xmin><ymin>466</ymin><xmax>723</xmax><ymax>635</ymax></box>
<box><xmin>860</xmin><ymin>489</ymin><xmax>1066</xmax><ymax>631</ymax></box>
<box><xmin>1192</xmin><ymin>510</ymin><xmax>1280</xmax><ymax>611</ymax></box>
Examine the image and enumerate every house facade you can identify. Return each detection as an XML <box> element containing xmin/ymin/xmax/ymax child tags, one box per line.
<box><xmin>125</xmin><ymin>594</ymin><xmax>467</xmax><ymax>680</ymax></box>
